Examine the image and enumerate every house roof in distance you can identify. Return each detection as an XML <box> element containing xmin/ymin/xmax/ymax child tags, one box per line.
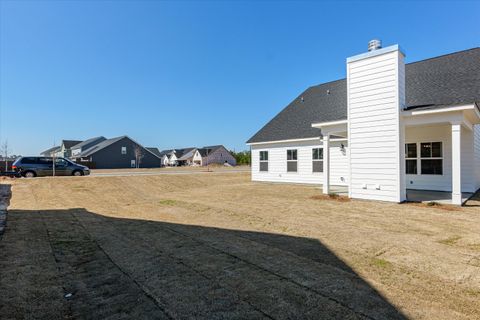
<box><xmin>71</xmin><ymin>136</ymin><xmax>106</xmax><ymax>150</ymax></box>
<box><xmin>247</xmin><ymin>47</ymin><xmax>480</xmax><ymax>144</ymax></box>
<box><xmin>198</xmin><ymin>145</ymin><xmax>224</xmax><ymax>157</ymax></box>
<box><xmin>146</xmin><ymin>147</ymin><xmax>162</xmax><ymax>158</ymax></box>
<box><xmin>41</xmin><ymin>146</ymin><xmax>60</xmax><ymax>155</ymax></box>
<box><xmin>62</xmin><ymin>140</ymin><xmax>83</xmax><ymax>149</ymax></box>
<box><xmin>76</xmin><ymin>136</ymin><xmax>127</xmax><ymax>157</ymax></box>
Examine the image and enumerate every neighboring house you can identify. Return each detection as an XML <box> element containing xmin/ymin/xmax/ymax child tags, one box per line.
<box><xmin>177</xmin><ymin>148</ymin><xmax>203</xmax><ymax>166</ymax></box>
<box><xmin>247</xmin><ymin>42</ymin><xmax>480</xmax><ymax>205</ymax></box>
<box><xmin>159</xmin><ymin>146</ymin><xmax>235</xmax><ymax>166</ymax></box>
<box><xmin>71</xmin><ymin>136</ymin><xmax>107</xmax><ymax>157</ymax></box>
<box><xmin>40</xmin><ymin>146</ymin><xmax>61</xmax><ymax>157</ymax></box>
<box><xmin>71</xmin><ymin>136</ymin><xmax>161</xmax><ymax>169</ymax></box>
<box><xmin>55</xmin><ymin>140</ymin><xmax>83</xmax><ymax>158</ymax></box>
<box><xmin>198</xmin><ymin>145</ymin><xmax>236</xmax><ymax>166</ymax></box>
<box><xmin>159</xmin><ymin>150</ymin><xmax>178</xmax><ymax>166</ymax></box>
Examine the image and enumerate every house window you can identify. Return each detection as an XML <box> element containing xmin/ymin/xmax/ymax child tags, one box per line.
<box><xmin>420</xmin><ymin>142</ymin><xmax>443</xmax><ymax>175</ymax></box>
<box><xmin>287</xmin><ymin>149</ymin><xmax>297</xmax><ymax>172</ymax></box>
<box><xmin>259</xmin><ymin>151</ymin><xmax>268</xmax><ymax>172</ymax></box>
<box><xmin>121</xmin><ymin>147</ymin><xmax>127</xmax><ymax>155</ymax></box>
<box><xmin>405</xmin><ymin>143</ymin><xmax>417</xmax><ymax>175</ymax></box>
<box><xmin>312</xmin><ymin>148</ymin><xmax>323</xmax><ymax>173</ymax></box>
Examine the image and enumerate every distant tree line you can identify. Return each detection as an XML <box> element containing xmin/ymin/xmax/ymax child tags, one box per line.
<box><xmin>230</xmin><ymin>150</ymin><xmax>251</xmax><ymax>166</ymax></box>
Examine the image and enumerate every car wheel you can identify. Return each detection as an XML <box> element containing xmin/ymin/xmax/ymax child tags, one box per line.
<box><xmin>72</xmin><ymin>170</ymin><xmax>83</xmax><ymax>176</ymax></box>
<box><xmin>24</xmin><ymin>171</ymin><xmax>36</xmax><ymax>178</ymax></box>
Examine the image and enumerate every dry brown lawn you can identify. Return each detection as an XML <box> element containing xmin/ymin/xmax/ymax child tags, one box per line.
<box><xmin>1</xmin><ymin>172</ymin><xmax>479</xmax><ymax>319</ymax></box>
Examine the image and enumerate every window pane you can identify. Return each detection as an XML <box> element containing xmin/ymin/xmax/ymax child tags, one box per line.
<box><xmin>420</xmin><ymin>143</ymin><xmax>431</xmax><ymax>158</ymax></box>
<box><xmin>432</xmin><ymin>142</ymin><xmax>442</xmax><ymax>157</ymax></box>
<box><xmin>319</xmin><ymin>148</ymin><xmax>323</xmax><ymax>160</ymax></box>
<box><xmin>312</xmin><ymin>149</ymin><xmax>318</xmax><ymax>160</ymax></box>
<box><xmin>405</xmin><ymin>143</ymin><xmax>417</xmax><ymax>158</ymax></box>
<box><xmin>260</xmin><ymin>162</ymin><xmax>268</xmax><ymax>172</ymax></box>
<box><xmin>287</xmin><ymin>149</ymin><xmax>297</xmax><ymax>160</ymax></box>
<box><xmin>260</xmin><ymin>151</ymin><xmax>268</xmax><ymax>161</ymax></box>
<box><xmin>313</xmin><ymin>160</ymin><xmax>323</xmax><ymax>172</ymax></box>
<box><xmin>287</xmin><ymin>161</ymin><xmax>297</xmax><ymax>172</ymax></box>
<box><xmin>406</xmin><ymin>159</ymin><xmax>417</xmax><ymax>174</ymax></box>
<box><xmin>421</xmin><ymin>159</ymin><xmax>443</xmax><ymax>175</ymax></box>
<box><xmin>312</xmin><ymin>148</ymin><xmax>322</xmax><ymax>160</ymax></box>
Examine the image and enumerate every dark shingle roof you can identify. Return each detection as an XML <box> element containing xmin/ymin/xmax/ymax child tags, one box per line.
<box><xmin>247</xmin><ymin>47</ymin><xmax>480</xmax><ymax>143</ymax></box>
<box><xmin>198</xmin><ymin>145</ymin><xmax>223</xmax><ymax>157</ymax></box>
<box><xmin>76</xmin><ymin>136</ymin><xmax>126</xmax><ymax>157</ymax></box>
<box><xmin>62</xmin><ymin>140</ymin><xmax>83</xmax><ymax>149</ymax></box>
<box><xmin>71</xmin><ymin>136</ymin><xmax>106</xmax><ymax>150</ymax></box>
<box><xmin>40</xmin><ymin>146</ymin><xmax>60</xmax><ymax>155</ymax></box>
<box><xmin>146</xmin><ymin>147</ymin><xmax>162</xmax><ymax>158</ymax></box>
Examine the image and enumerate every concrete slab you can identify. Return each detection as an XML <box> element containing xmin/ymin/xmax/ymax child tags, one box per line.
<box><xmin>406</xmin><ymin>189</ymin><xmax>473</xmax><ymax>205</ymax></box>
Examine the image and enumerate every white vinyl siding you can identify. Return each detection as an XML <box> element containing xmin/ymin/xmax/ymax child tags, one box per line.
<box><xmin>251</xmin><ymin>140</ymin><xmax>348</xmax><ymax>186</ymax></box>
<box><xmin>347</xmin><ymin>48</ymin><xmax>404</xmax><ymax>202</ymax></box>
<box><xmin>475</xmin><ymin>125</ymin><xmax>480</xmax><ymax>190</ymax></box>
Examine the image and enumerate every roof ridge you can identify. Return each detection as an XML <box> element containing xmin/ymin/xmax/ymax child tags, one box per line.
<box><xmin>309</xmin><ymin>47</ymin><xmax>480</xmax><ymax>88</ymax></box>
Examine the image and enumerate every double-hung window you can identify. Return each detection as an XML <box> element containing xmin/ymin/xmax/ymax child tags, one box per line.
<box><xmin>405</xmin><ymin>143</ymin><xmax>417</xmax><ymax>175</ymax></box>
<box><xmin>259</xmin><ymin>151</ymin><xmax>268</xmax><ymax>172</ymax></box>
<box><xmin>420</xmin><ymin>142</ymin><xmax>443</xmax><ymax>175</ymax></box>
<box><xmin>405</xmin><ymin>142</ymin><xmax>443</xmax><ymax>175</ymax></box>
<box><xmin>287</xmin><ymin>149</ymin><xmax>297</xmax><ymax>172</ymax></box>
<box><xmin>312</xmin><ymin>148</ymin><xmax>323</xmax><ymax>173</ymax></box>
<box><xmin>121</xmin><ymin>146</ymin><xmax>127</xmax><ymax>155</ymax></box>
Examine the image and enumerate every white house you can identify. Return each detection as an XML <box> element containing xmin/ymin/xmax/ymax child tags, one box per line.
<box><xmin>247</xmin><ymin>41</ymin><xmax>480</xmax><ymax>205</ymax></box>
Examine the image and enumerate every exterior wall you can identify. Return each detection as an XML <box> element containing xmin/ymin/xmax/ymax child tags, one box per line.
<box><xmin>203</xmin><ymin>146</ymin><xmax>236</xmax><ymax>166</ymax></box>
<box><xmin>473</xmin><ymin>125</ymin><xmax>480</xmax><ymax>190</ymax></box>
<box><xmin>251</xmin><ymin>140</ymin><xmax>348</xmax><ymax>186</ymax></box>
<box><xmin>90</xmin><ymin>137</ymin><xmax>160</xmax><ymax>169</ymax></box>
<box><xmin>192</xmin><ymin>150</ymin><xmax>202</xmax><ymax>165</ymax></box>
<box><xmin>405</xmin><ymin>124</ymin><xmax>476</xmax><ymax>193</ymax></box>
<box><xmin>347</xmin><ymin>46</ymin><xmax>405</xmax><ymax>202</ymax></box>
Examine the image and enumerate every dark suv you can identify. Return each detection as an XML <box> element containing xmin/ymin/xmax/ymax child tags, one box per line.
<box><xmin>12</xmin><ymin>157</ymin><xmax>90</xmax><ymax>178</ymax></box>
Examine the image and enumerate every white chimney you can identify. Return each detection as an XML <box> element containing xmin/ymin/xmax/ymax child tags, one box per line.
<box><xmin>346</xmin><ymin>41</ymin><xmax>406</xmax><ymax>202</ymax></box>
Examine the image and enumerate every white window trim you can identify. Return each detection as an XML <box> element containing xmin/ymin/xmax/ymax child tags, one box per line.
<box><xmin>121</xmin><ymin>146</ymin><xmax>127</xmax><ymax>155</ymax></box>
<box><xmin>286</xmin><ymin>149</ymin><xmax>298</xmax><ymax>173</ymax></box>
<box><xmin>312</xmin><ymin>147</ymin><xmax>324</xmax><ymax>174</ymax></box>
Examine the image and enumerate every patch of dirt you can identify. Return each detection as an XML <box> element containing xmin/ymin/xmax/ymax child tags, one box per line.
<box><xmin>1</xmin><ymin>173</ymin><xmax>480</xmax><ymax>319</ymax></box>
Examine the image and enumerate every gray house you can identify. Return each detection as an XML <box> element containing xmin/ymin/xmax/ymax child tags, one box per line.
<box><xmin>71</xmin><ymin>136</ymin><xmax>161</xmax><ymax>169</ymax></box>
<box><xmin>198</xmin><ymin>145</ymin><xmax>236</xmax><ymax>166</ymax></box>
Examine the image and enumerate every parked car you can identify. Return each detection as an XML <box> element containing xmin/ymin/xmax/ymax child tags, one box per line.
<box><xmin>12</xmin><ymin>157</ymin><xmax>90</xmax><ymax>178</ymax></box>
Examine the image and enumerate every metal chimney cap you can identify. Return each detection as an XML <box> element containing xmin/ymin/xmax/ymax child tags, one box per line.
<box><xmin>368</xmin><ymin>39</ymin><xmax>382</xmax><ymax>51</ymax></box>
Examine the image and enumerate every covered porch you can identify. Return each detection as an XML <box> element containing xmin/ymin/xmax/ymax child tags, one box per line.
<box><xmin>403</xmin><ymin>104</ymin><xmax>480</xmax><ymax>205</ymax></box>
<box><xmin>312</xmin><ymin>104</ymin><xmax>480</xmax><ymax>205</ymax></box>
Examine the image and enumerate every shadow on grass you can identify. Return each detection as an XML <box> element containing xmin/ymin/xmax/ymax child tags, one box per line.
<box><xmin>0</xmin><ymin>207</ymin><xmax>408</xmax><ymax>319</ymax></box>
<box><xmin>464</xmin><ymin>189</ymin><xmax>480</xmax><ymax>207</ymax></box>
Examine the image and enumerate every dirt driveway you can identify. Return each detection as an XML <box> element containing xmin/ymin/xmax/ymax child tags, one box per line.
<box><xmin>0</xmin><ymin>173</ymin><xmax>479</xmax><ymax>319</ymax></box>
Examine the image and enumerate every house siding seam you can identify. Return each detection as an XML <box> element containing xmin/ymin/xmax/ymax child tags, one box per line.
<box><xmin>348</xmin><ymin>48</ymin><xmax>404</xmax><ymax>202</ymax></box>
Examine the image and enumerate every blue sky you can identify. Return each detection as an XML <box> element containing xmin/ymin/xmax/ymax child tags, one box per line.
<box><xmin>1</xmin><ymin>1</ymin><xmax>479</xmax><ymax>155</ymax></box>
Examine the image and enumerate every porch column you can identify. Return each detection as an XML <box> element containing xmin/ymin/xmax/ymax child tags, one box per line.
<box><xmin>452</xmin><ymin>124</ymin><xmax>462</xmax><ymax>205</ymax></box>
<box><xmin>323</xmin><ymin>134</ymin><xmax>330</xmax><ymax>194</ymax></box>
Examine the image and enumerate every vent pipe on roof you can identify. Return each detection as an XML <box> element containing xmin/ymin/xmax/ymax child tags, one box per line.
<box><xmin>368</xmin><ymin>39</ymin><xmax>382</xmax><ymax>51</ymax></box>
